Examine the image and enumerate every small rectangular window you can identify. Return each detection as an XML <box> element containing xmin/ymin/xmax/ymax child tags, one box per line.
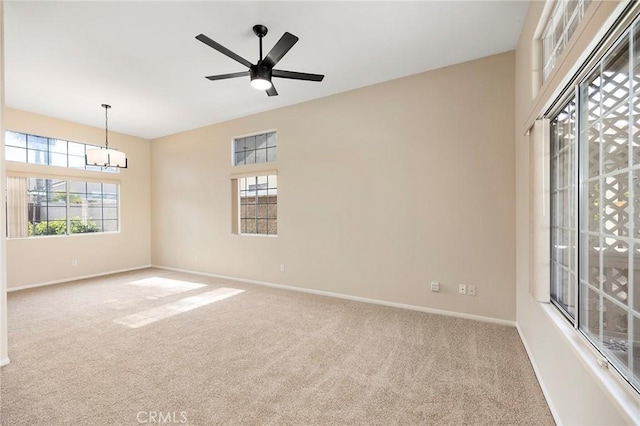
<box><xmin>541</xmin><ymin>0</ymin><xmax>588</xmax><ymax>81</ymax></box>
<box><xmin>4</xmin><ymin>130</ymin><xmax>118</xmax><ymax>173</ymax></box>
<box><xmin>233</xmin><ymin>131</ymin><xmax>276</xmax><ymax>166</ymax></box>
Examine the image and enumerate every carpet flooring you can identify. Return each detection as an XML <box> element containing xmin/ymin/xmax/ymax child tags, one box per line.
<box><xmin>0</xmin><ymin>268</ymin><xmax>554</xmax><ymax>425</ymax></box>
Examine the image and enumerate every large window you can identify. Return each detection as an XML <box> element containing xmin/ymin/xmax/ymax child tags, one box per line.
<box><xmin>5</xmin><ymin>130</ymin><xmax>118</xmax><ymax>173</ymax></box>
<box><xmin>6</xmin><ymin>177</ymin><xmax>119</xmax><ymax>238</ymax></box>
<box><xmin>542</xmin><ymin>0</ymin><xmax>588</xmax><ymax>81</ymax></box>
<box><xmin>238</xmin><ymin>175</ymin><xmax>277</xmax><ymax>236</ymax></box>
<box><xmin>550</xmin><ymin>18</ymin><xmax>640</xmax><ymax>393</ymax></box>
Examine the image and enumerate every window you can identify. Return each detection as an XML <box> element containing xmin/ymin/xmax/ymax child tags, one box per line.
<box><xmin>542</xmin><ymin>0</ymin><xmax>588</xmax><ymax>81</ymax></box>
<box><xmin>551</xmin><ymin>97</ymin><xmax>578</xmax><ymax>319</ymax></box>
<box><xmin>238</xmin><ymin>175</ymin><xmax>277</xmax><ymax>235</ymax></box>
<box><xmin>549</xmin><ymin>17</ymin><xmax>640</xmax><ymax>393</ymax></box>
<box><xmin>6</xmin><ymin>176</ymin><xmax>119</xmax><ymax>238</ymax></box>
<box><xmin>233</xmin><ymin>131</ymin><xmax>276</xmax><ymax>166</ymax></box>
<box><xmin>232</xmin><ymin>130</ymin><xmax>278</xmax><ymax>236</ymax></box>
<box><xmin>5</xmin><ymin>130</ymin><xmax>118</xmax><ymax>173</ymax></box>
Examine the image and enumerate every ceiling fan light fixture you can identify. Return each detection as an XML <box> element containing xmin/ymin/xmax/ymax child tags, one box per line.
<box><xmin>250</xmin><ymin>77</ymin><xmax>272</xmax><ymax>91</ymax></box>
<box><xmin>249</xmin><ymin>65</ymin><xmax>272</xmax><ymax>90</ymax></box>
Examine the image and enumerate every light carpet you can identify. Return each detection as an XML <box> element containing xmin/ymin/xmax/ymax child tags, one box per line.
<box><xmin>0</xmin><ymin>268</ymin><xmax>553</xmax><ymax>425</ymax></box>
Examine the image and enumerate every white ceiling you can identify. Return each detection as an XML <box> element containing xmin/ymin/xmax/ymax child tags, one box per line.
<box><xmin>4</xmin><ymin>1</ymin><xmax>528</xmax><ymax>140</ymax></box>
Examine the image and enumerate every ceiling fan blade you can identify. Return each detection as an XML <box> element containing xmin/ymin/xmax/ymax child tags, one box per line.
<box><xmin>205</xmin><ymin>71</ymin><xmax>249</xmax><ymax>81</ymax></box>
<box><xmin>261</xmin><ymin>32</ymin><xmax>299</xmax><ymax>69</ymax></box>
<box><xmin>266</xmin><ymin>83</ymin><xmax>278</xmax><ymax>97</ymax></box>
<box><xmin>272</xmin><ymin>69</ymin><xmax>324</xmax><ymax>82</ymax></box>
<box><xmin>196</xmin><ymin>34</ymin><xmax>253</xmax><ymax>68</ymax></box>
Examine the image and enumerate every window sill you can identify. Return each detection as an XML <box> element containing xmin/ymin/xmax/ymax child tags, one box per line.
<box><xmin>541</xmin><ymin>302</ymin><xmax>640</xmax><ymax>423</ymax></box>
<box><xmin>7</xmin><ymin>231</ymin><xmax>120</xmax><ymax>240</ymax></box>
<box><xmin>236</xmin><ymin>233</ymin><xmax>277</xmax><ymax>238</ymax></box>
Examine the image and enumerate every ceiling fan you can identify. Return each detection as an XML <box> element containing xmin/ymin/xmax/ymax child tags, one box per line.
<box><xmin>196</xmin><ymin>25</ymin><xmax>324</xmax><ymax>96</ymax></box>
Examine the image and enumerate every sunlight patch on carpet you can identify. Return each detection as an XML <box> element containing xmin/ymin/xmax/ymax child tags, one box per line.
<box><xmin>114</xmin><ymin>287</ymin><xmax>245</xmax><ymax>328</ymax></box>
<box><xmin>127</xmin><ymin>277</ymin><xmax>208</xmax><ymax>299</ymax></box>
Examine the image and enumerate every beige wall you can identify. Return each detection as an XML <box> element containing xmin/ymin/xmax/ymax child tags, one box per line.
<box><xmin>151</xmin><ymin>51</ymin><xmax>516</xmax><ymax>322</ymax></box>
<box><xmin>4</xmin><ymin>108</ymin><xmax>151</xmax><ymax>289</ymax></box>
<box><xmin>515</xmin><ymin>1</ymin><xmax>634</xmax><ymax>424</ymax></box>
<box><xmin>1</xmin><ymin>0</ymin><xmax>9</xmax><ymax>365</ymax></box>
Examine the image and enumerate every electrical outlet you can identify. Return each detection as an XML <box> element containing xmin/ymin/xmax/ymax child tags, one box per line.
<box><xmin>468</xmin><ymin>285</ymin><xmax>476</xmax><ymax>296</ymax></box>
<box><xmin>71</xmin><ymin>259</ymin><xmax>78</xmax><ymax>267</ymax></box>
<box><xmin>458</xmin><ymin>284</ymin><xmax>467</xmax><ymax>295</ymax></box>
<box><xmin>430</xmin><ymin>281</ymin><xmax>440</xmax><ymax>292</ymax></box>
<box><xmin>280</xmin><ymin>264</ymin><xmax>285</xmax><ymax>272</ymax></box>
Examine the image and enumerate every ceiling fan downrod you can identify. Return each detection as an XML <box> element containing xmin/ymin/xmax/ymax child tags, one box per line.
<box><xmin>253</xmin><ymin>24</ymin><xmax>268</xmax><ymax>62</ymax></box>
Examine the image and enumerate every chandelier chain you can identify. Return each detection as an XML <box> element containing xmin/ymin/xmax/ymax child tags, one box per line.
<box><xmin>104</xmin><ymin>105</ymin><xmax>109</xmax><ymax>149</ymax></box>
<box><xmin>101</xmin><ymin>103</ymin><xmax>111</xmax><ymax>149</ymax></box>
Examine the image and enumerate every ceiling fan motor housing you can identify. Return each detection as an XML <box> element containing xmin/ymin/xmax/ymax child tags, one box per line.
<box><xmin>250</xmin><ymin>64</ymin><xmax>272</xmax><ymax>82</ymax></box>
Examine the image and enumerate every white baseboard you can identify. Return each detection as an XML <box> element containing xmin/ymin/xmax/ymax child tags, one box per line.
<box><xmin>7</xmin><ymin>265</ymin><xmax>152</xmax><ymax>292</ymax></box>
<box><xmin>515</xmin><ymin>323</ymin><xmax>561</xmax><ymax>424</ymax></box>
<box><xmin>152</xmin><ymin>264</ymin><xmax>516</xmax><ymax>327</ymax></box>
<box><xmin>0</xmin><ymin>357</ymin><xmax>10</xmax><ymax>367</ymax></box>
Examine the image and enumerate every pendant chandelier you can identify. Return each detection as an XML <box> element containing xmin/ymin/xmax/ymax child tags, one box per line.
<box><xmin>85</xmin><ymin>104</ymin><xmax>128</xmax><ymax>168</ymax></box>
